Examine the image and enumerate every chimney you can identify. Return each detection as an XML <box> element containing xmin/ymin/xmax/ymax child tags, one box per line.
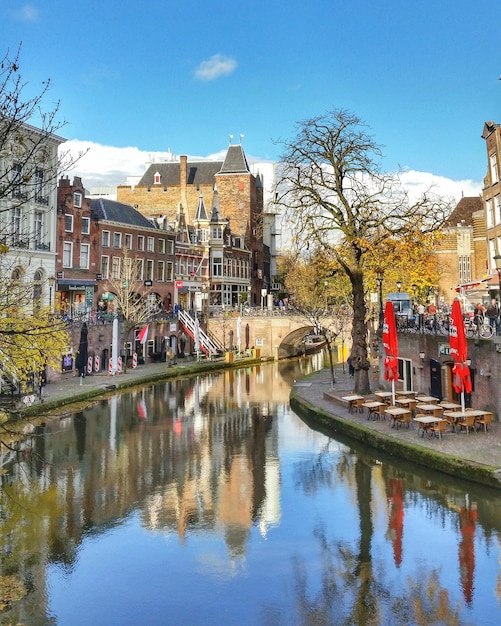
<box><xmin>180</xmin><ymin>155</ymin><xmax>189</xmax><ymax>221</ymax></box>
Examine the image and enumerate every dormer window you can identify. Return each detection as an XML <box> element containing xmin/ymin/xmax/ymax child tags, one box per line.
<box><xmin>154</xmin><ymin>172</ymin><xmax>161</xmax><ymax>185</ymax></box>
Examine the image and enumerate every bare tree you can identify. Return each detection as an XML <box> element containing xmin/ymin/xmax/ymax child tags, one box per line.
<box><xmin>277</xmin><ymin>108</ymin><xmax>451</xmax><ymax>394</ymax></box>
<box><xmin>0</xmin><ymin>45</ymin><xmax>86</xmax><ymax>217</ymax></box>
<box><xmin>105</xmin><ymin>247</ymin><xmax>156</xmax><ymax>370</ymax></box>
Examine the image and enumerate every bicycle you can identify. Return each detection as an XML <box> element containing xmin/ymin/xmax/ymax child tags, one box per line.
<box><xmin>465</xmin><ymin>320</ymin><xmax>494</xmax><ymax>338</ymax></box>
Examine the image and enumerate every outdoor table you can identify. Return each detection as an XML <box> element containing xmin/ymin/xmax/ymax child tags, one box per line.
<box><xmin>439</xmin><ymin>402</ymin><xmax>462</xmax><ymax>410</ymax></box>
<box><xmin>416</xmin><ymin>403</ymin><xmax>444</xmax><ymax>417</ymax></box>
<box><xmin>361</xmin><ymin>401</ymin><xmax>386</xmax><ymax>420</ymax></box>
<box><xmin>443</xmin><ymin>410</ymin><xmax>486</xmax><ymax>433</ymax></box>
<box><xmin>342</xmin><ymin>394</ymin><xmax>365</xmax><ymax>413</ymax></box>
<box><xmin>414</xmin><ymin>415</ymin><xmax>445</xmax><ymax>437</ymax></box>
<box><xmin>415</xmin><ymin>395</ymin><xmax>439</xmax><ymax>404</ymax></box>
<box><xmin>385</xmin><ymin>406</ymin><xmax>411</xmax><ymax>428</ymax></box>
<box><xmin>375</xmin><ymin>391</ymin><xmax>394</xmax><ymax>404</ymax></box>
<box><xmin>395</xmin><ymin>390</ymin><xmax>417</xmax><ymax>398</ymax></box>
<box><xmin>395</xmin><ymin>397</ymin><xmax>417</xmax><ymax>411</ymax></box>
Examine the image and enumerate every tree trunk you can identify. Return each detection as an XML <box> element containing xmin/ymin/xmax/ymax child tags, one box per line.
<box><xmin>351</xmin><ymin>271</ymin><xmax>371</xmax><ymax>394</ymax></box>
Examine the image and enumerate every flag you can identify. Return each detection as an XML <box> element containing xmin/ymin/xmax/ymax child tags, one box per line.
<box><xmin>138</xmin><ymin>325</ymin><xmax>149</xmax><ymax>345</ymax></box>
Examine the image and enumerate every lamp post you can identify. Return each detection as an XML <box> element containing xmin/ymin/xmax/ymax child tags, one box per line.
<box><xmin>494</xmin><ymin>255</ymin><xmax>501</xmax><ymax>295</ymax></box>
<box><xmin>396</xmin><ymin>280</ymin><xmax>402</xmax><ymax>292</ymax></box>
<box><xmin>48</xmin><ymin>275</ymin><xmax>55</xmax><ymax>313</ymax></box>
<box><xmin>324</xmin><ymin>280</ymin><xmax>328</xmax><ymax>310</ymax></box>
<box><xmin>412</xmin><ymin>283</ymin><xmax>418</xmax><ymax>306</ymax></box>
<box><xmin>376</xmin><ymin>271</ymin><xmax>384</xmax><ymax>331</ymax></box>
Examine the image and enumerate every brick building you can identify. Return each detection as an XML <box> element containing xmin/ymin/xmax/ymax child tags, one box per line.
<box><xmin>117</xmin><ymin>142</ymin><xmax>270</xmax><ymax>305</ymax></box>
<box><xmin>56</xmin><ymin>177</ymin><xmax>175</xmax><ymax>318</ymax></box>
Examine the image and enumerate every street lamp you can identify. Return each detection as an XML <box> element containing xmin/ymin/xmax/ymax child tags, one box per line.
<box><xmin>376</xmin><ymin>271</ymin><xmax>384</xmax><ymax>330</ymax></box>
<box><xmin>396</xmin><ymin>280</ymin><xmax>402</xmax><ymax>292</ymax></box>
<box><xmin>48</xmin><ymin>275</ymin><xmax>55</xmax><ymax>313</ymax></box>
<box><xmin>324</xmin><ymin>280</ymin><xmax>328</xmax><ymax>310</ymax></box>
<box><xmin>412</xmin><ymin>283</ymin><xmax>418</xmax><ymax>305</ymax></box>
<box><xmin>494</xmin><ymin>255</ymin><xmax>501</xmax><ymax>294</ymax></box>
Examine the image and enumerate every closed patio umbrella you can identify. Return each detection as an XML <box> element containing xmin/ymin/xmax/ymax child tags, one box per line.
<box><xmin>382</xmin><ymin>301</ymin><xmax>399</xmax><ymax>404</ymax></box>
<box><xmin>449</xmin><ymin>299</ymin><xmax>472</xmax><ymax>412</ymax></box>
<box><xmin>75</xmin><ymin>322</ymin><xmax>88</xmax><ymax>380</ymax></box>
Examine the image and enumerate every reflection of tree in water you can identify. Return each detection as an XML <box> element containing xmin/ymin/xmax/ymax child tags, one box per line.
<box><xmin>284</xmin><ymin>444</ymin><xmax>464</xmax><ymax>625</ymax></box>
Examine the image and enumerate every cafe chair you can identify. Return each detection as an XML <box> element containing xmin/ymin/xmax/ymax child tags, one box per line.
<box><xmin>429</xmin><ymin>419</ymin><xmax>447</xmax><ymax>440</ymax></box>
<box><xmin>457</xmin><ymin>413</ymin><xmax>477</xmax><ymax>435</ymax></box>
<box><xmin>396</xmin><ymin>411</ymin><xmax>412</xmax><ymax>429</ymax></box>
<box><xmin>475</xmin><ymin>412</ymin><xmax>493</xmax><ymax>433</ymax></box>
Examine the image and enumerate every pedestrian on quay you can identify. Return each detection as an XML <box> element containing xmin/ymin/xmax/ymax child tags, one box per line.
<box><xmin>417</xmin><ymin>302</ymin><xmax>425</xmax><ymax>332</ymax></box>
<box><xmin>485</xmin><ymin>298</ymin><xmax>500</xmax><ymax>334</ymax></box>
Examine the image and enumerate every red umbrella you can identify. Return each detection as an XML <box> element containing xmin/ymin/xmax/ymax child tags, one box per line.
<box><xmin>449</xmin><ymin>300</ymin><xmax>472</xmax><ymax>399</ymax></box>
<box><xmin>383</xmin><ymin>301</ymin><xmax>399</xmax><ymax>381</ymax></box>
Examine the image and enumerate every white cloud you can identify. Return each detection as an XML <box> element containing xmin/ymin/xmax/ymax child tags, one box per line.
<box><xmin>60</xmin><ymin>140</ymin><xmax>484</xmax><ymax>207</ymax></box>
<box><xmin>398</xmin><ymin>169</ymin><xmax>483</xmax><ymax>203</ymax></box>
<box><xmin>11</xmin><ymin>4</ymin><xmax>38</xmax><ymax>21</ymax></box>
<box><xmin>194</xmin><ymin>54</ymin><xmax>237</xmax><ymax>81</ymax></box>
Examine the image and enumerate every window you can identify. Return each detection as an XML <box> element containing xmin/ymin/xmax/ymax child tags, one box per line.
<box><xmin>487</xmin><ymin>198</ymin><xmax>494</xmax><ymax>228</ymax></box>
<box><xmin>111</xmin><ymin>257</ymin><xmax>121</xmax><ymax>279</ymax></box>
<box><xmin>113</xmin><ymin>232</ymin><xmax>122</xmax><ymax>248</ymax></box>
<box><xmin>166</xmin><ymin>239</ymin><xmax>174</xmax><ymax>255</ymax></box>
<box><xmin>166</xmin><ymin>261</ymin><xmax>174</xmax><ymax>281</ymax></box>
<box><xmin>125</xmin><ymin>233</ymin><xmax>133</xmax><ymax>249</ymax></box>
<box><xmin>80</xmin><ymin>243</ymin><xmax>90</xmax><ymax>269</ymax></box>
<box><xmin>212</xmin><ymin>226</ymin><xmax>222</xmax><ymax>239</ymax></box>
<box><xmin>35</xmin><ymin>169</ymin><xmax>47</xmax><ymax>203</ymax></box>
<box><xmin>35</xmin><ymin>211</ymin><xmax>44</xmax><ymax>246</ymax></box>
<box><xmin>135</xmin><ymin>259</ymin><xmax>144</xmax><ymax>281</ymax></box>
<box><xmin>458</xmin><ymin>255</ymin><xmax>471</xmax><ymax>284</ymax></box>
<box><xmin>81</xmin><ymin>217</ymin><xmax>90</xmax><ymax>235</ymax></box>
<box><xmin>11</xmin><ymin>163</ymin><xmax>23</xmax><ymax>197</ymax></box>
<box><xmin>495</xmin><ymin>195</ymin><xmax>501</xmax><ymax>225</ymax></box>
<box><xmin>146</xmin><ymin>259</ymin><xmax>154</xmax><ymax>281</ymax></box>
<box><xmin>63</xmin><ymin>242</ymin><xmax>73</xmax><ymax>268</ymax></box>
<box><xmin>490</xmin><ymin>153</ymin><xmax>499</xmax><ymax>184</ymax></box>
<box><xmin>74</xmin><ymin>192</ymin><xmax>82</xmax><ymax>208</ymax></box>
<box><xmin>154</xmin><ymin>171</ymin><xmax>161</xmax><ymax>184</ymax></box>
<box><xmin>137</xmin><ymin>235</ymin><xmax>144</xmax><ymax>251</ymax></box>
<box><xmin>11</xmin><ymin>207</ymin><xmax>21</xmax><ymax>235</ymax></box>
<box><xmin>156</xmin><ymin>260</ymin><xmax>165</xmax><ymax>281</ymax></box>
<box><xmin>101</xmin><ymin>255</ymin><xmax>110</xmax><ymax>279</ymax></box>
<box><xmin>212</xmin><ymin>255</ymin><xmax>223</xmax><ymax>276</ymax></box>
<box><xmin>158</xmin><ymin>239</ymin><xmax>165</xmax><ymax>254</ymax></box>
<box><xmin>102</xmin><ymin>230</ymin><xmax>110</xmax><ymax>247</ymax></box>
<box><xmin>64</xmin><ymin>214</ymin><xmax>74</xmax><ymax>233</ymax></box>
<box><xmin>147</xmin><ymin>237</ymin><xmax>154</xmax><ymax>252</ymax></box>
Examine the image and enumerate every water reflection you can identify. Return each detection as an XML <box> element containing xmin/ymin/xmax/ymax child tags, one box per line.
<box><xmin>0</xmin><ymin>355</ymin><xmax>501</xmax><ymax>625</ymax></box>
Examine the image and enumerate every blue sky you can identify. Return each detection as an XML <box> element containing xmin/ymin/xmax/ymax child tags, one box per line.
<box><xmin>3</xmin><ymin>0</ymin><xmax>500</xmax><ymax>193</ymax></box>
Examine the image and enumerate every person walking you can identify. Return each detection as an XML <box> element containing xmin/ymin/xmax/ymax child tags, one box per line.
<box><xmin>473</xmin><ymin>303</ymin><xmax>485</xmax><ymax>334</ymax></box>
<box><xmin>417</xmin><ymin>303</ymin><xmax>425</xmax><ymax>332</ymax></box>
<box><xmin>486</xmin><ymin>298</ymin><xmax>500</xmax><ymax>334</ymax></box>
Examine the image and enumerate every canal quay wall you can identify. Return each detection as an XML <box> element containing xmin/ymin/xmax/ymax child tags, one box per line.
<box><xmin>291</xmin><ymin>366</ymin><xmax>501</xmax><ymax>492</ymax></box>
<box><xmin>394</xmin><ymin>332</ymin><xmax>501</xmax><ymax>418</ymax></box>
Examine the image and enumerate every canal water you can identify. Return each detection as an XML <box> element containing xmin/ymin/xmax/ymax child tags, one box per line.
<box><xmin>1</xmin><ymin>355</ymin><xmax>501</xmax><ymax>625</ymax></box>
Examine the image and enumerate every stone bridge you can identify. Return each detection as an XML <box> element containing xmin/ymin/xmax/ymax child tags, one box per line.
<box><xmin>207</xmin><ymin>313</ymin><xmax>350</xmax><ymax>359</ymax></box>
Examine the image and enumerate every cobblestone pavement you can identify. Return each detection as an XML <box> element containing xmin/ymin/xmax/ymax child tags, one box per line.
<box><xmin>292</xmin><ymin>366</ymin><xmax>501</xmax><ymax>475</ymax></box>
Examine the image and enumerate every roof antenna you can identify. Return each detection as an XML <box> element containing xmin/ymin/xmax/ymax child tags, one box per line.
<box><xmin>228</xmin><ymin>134</ymin><xmax>233</xmax><ymax>145</ymax></box>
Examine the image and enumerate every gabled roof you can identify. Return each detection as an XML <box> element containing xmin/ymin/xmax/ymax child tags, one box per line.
<box><xmin>217</xmin><ymin>144</ymin><xmax>250</xmax><ymax>174</ymax></box>
<box><xmin>138</xmin><ymin>161</ymin><xmax>222</xmax><ymax>187</ymax></box>
<box><xmin>90</xmin><ymin>198</ymin><xmax>157</xmax><ymax>229</ymax></box>
<box><xmin>444</xmin><ymin>196</ymin><xmax>483</xmax><ymax>227</ymax></box>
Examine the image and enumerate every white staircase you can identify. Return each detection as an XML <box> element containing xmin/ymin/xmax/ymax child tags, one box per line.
<box><xmin>178</xmin><ymin>310</ymin><xmax>222</xmax><ymax>356</ymax></box>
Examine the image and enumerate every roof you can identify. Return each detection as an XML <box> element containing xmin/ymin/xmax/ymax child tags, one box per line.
<box><xmin>90</xmin><ymin>198</ymin><xmax>158</xmax><ymax>229</ymax></box>
<box><xmin>217</xmin><ymin>144</ymin><xmax>250</xmax><ymax>174</ymax></box>
<box><xmin>138</xmin><ymin>161</ymin><xmax>222</xmax><ymax>187</ymax></box>
<box><xmin>444</xmin><ymin>196</ymin><xmax>483</xmax><ymax>227</ymax></box>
